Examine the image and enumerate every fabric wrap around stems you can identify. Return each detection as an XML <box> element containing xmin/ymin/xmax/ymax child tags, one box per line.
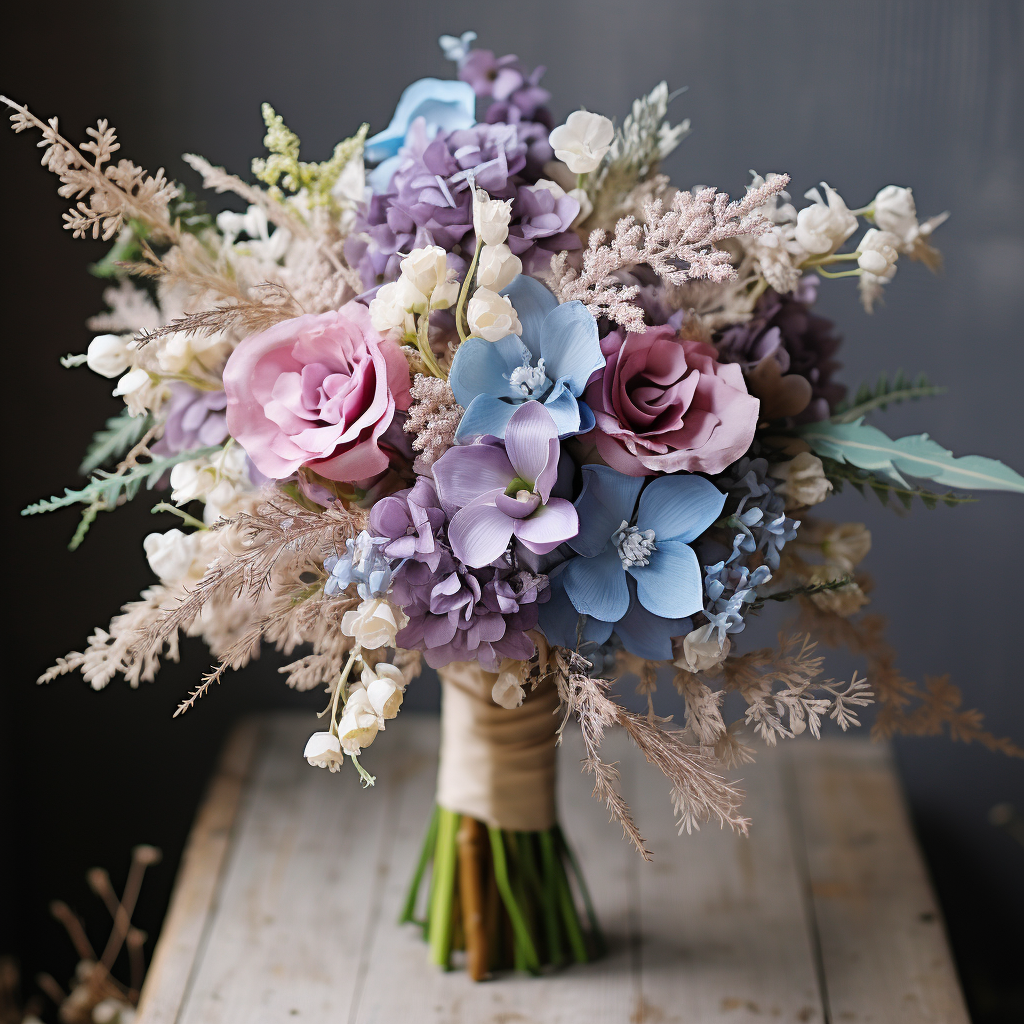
<box><xmin>436</xmin><ymin>661</ymin><xmax>560</xmax><ymax>831</ymax></box>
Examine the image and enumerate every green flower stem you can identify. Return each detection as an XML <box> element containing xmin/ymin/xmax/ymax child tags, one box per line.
<box><xmin>428</xmin><ymin>808</ymin><xmax>461</xmax><ymax>968</ymax></box>
<box><xmin>815</xmin><ymin>266</ymin><xmax>864</xmax><ymax>279</ymax></box>
<box><xmin>414</xmin><ymin>314</ymin><xmax>446</xmax><ymax>380</ymax></box>
<box><xmin>400</xmin><ymin>805</ymin><xmax>440</xmax><ymax>926</ymax></box>
<box><xmin>150</xmin><ymin>502</ymin><xmax>207</xmax><ymax>531</ymax></box>
<box><xmin>803</xmin><ymin>251</ymin><xmax>861</xmax><ymax>268</ymax></box>
<box><xmin>534</xmin><ymin>832</ymin><xmax>565</xmax><ymax>966</ymax></box>
<box><xmin>487</xmin><ymin>826</ymin><xmax>541</xmax><ymax>974</ymax></box>
<box><xmin>555</xmin><ymin>825</ymin><xmax>605</xmax><ymax>956</ymax></box>
<box><xmin>454</xmin><ymin>243</ymin><xmax>482</xmax><ymax>343</ymax></box>
<box><xmin>549</xmin><ymin>842</ymin><xmax>588</xmax><ymax>963</ymax></box>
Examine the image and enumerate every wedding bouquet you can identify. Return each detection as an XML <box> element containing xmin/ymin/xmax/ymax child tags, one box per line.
<box><xmin>10</xmin><ymin>29</ymin><xmax>1022</xmax><ymax>978</ymax></box>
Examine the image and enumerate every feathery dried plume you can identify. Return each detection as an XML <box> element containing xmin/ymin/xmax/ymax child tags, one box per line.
<box><xmin>134</xmin><ymin>282</ymin><xmax>304</xmax><ymax>347</ymax></box>
<box><xmin>404</xmin><ymin>374</ymin><xmax>464</xmax><ymax>471</ymax></box>
<box><xmin>3</xmin><ymin>96</ymin><xmax>179</xmax><ymax>242</ymax></box>
<box><xmin>551</xmin><ymin>174</ymin><xmax>791</xmax><ymax>330</ymax></box>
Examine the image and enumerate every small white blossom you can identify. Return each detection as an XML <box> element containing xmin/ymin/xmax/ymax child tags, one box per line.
<box><xmin>169</xmin><ymin>445</ymin><xmax>253</xmax><ymax>523</ymax></box>
<box><xmin>771</xmin><ymin>452</ymin><xmax>833</xmax><ymax>509</ymax></box>
<box><xmin>473</xmin><ymin>189</ymin><xmax>513</xmax><ymax>245</ymax></box>
<box><xmin>821</xmin><ymin>522</ymin><xmax>872</xmax><ymax>574</ymax></box>
<box><xmin>338</xmin><ymin>689</ymin><xmax>380</xmax><ymax>754</ymax></box>
<box><xmin>399</xmin><ymin>245</ymin><xmax>449</xmax><ymax>297</ymax></box>
<box><xmin>361</xmin><ymin>663</ymin><xmax>407</xmax><ymax>723</ymax></box>
<box><xmin>871</xmin><ymin>185</ymin><xmax>918</xmax><ymax>243</ymax></box>
<box><xmin>368</xmin><ymin>281</ymin><xmax>416</xmax><ymax>338</ymax></box>
<box><xmin>87</xmin><ymin>334</ymin><xmax>134</xmax><ymax>378</ymax></box>
<box><xmin>143</xmin><ymin>528</ymin><xmax>201</xmax><ymax>583</ymax></box>
<box><xmin>549</xmin><ymin>111</ymin><xmax>615</xmax><ymax>174</ymax></box>
<box><xmin>795</xmin><ymin>184</ymin><xmax>858</xmax><ymax>256</ymax></box>
<box><xmin>475</xmin><ymin>243</ymin><xmax>522</xmax><ymax>291</ymax></box>
<box><xmin>492</xmin><ymin>659</ymin><xmax>526</xmax><ymax>709</ymax></box>
<box><xmin>304</xmin><ymin>731</ymin><xmax>345</xmax><ymax>772</ymax></box>
<box><xmin>341</xmin><ymin>597</ymin><xmax>408</xmax><ymax>649</ymax></box>
<box><xmin>675</xmin><ymin>630</ymin><xmax>731</xmax><ymax>674</ymax></box>
<box><xmin>857</xmin><ymin>228</ymin><xmax>900</xmax><ymax>279</ymax></box>
<box><xmin>430</xmin><ymin>280</ymin><xmax>460</xmax><ymax>309</ymax></box>
<box><xmin>467</xmin><ymin>288</ymin><xmax>522</xmax><ymax>342</ymax></box>
<box><xmin>156</xmin><ymin>330</ymin><xmax>229</xmax><ymax>374</ymax></box>
<box><xmin>112</xmin><ymin>366</ymin><xmax>150</xmax><ymax>397</ymax></box>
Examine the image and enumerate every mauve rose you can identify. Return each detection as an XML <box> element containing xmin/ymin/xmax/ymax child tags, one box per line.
<box><xmin>223</xmin><ymin>302</ymin><xmax>411</xmax><ymax>483</ymax></box>
<box><xmin>584</xmin><ymin>326</ymin><xmax>759</xmax><ymax>476</ymax></box>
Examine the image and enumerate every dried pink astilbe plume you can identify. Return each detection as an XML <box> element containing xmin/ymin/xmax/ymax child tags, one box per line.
<box><xmin>404</xmin><ymin>374</ymin><xmax>463</xmax><ymax>472</ymax></box>
<box><xmin>551</xmin><ymin>174</ymin><xmax>791</xmax><ymax>330</ymax></box>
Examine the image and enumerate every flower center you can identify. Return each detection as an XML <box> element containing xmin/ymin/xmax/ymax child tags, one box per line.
<box><xmin>612</xmin><ymin>521</ymin><xmax>657</xmax><ymax>568</ymax></box>
<box><xmin>505</xmin><ymin>476</ymin><xmax>535</xmax><ymax>499</ymax></box>
<box><xmin>508</xmin><ymin>358</ymin><xmax>549</xmax><ymax>397</ymax></box>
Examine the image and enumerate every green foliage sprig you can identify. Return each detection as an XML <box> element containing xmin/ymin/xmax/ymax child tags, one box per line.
<box><xmin>820</xmin><ymin>456</ymin><xmax>977</xmax><ymax>511</ymax></box>
<box><xmin>831</xmin><ymin>370</ymin><xmax>946</xmax><ymax>424</ymax></box>
<box><xmin>79</xmin><ymin>411</ymin><xmax>153</xmax><ymax>475</ymax></box>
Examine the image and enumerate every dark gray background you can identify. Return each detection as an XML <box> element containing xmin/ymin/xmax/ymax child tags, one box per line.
<box><xmin>3</xmin><ymin>1</ymin><xmax>1021</xmax><ymax>1019</ymax></box>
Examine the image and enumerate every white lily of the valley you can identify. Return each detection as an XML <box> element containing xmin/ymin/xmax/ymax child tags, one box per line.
<box><xmin>473</xmin><ymin>189</ymin><xmax>513</xmax><ymax>246</ymax></box>
<box><xmin>857</xmin><ymin>228</ymin><xmax>900</xmax><ymax>280</ymax></box>
<box><xmin>795</xmin><ymin>184</ymin><xmax>858</xmax><ymax>256</ymax></box>
<box><xmin>475</xmin><ymin>243</ymin><xmax>522</xmax><ymax>291</ymax></box>
<box><xmin>341</xmin><ymin>596</ymin><xmax>408</xmax><ymax>649</ymax></box>
<box><xmin>87</xmin><ymin>334</ymin><xmax>134</xmax><ymax>378</ymax></box>
<box><xmin>871</xmin><ymin>185</ymin><xmax>918</xmax><ymax>243</ymax></box>
<box><xmin>399</xmin><ymin>245</ymin><xmax>449</xmax><ymax>296</ymax></box>
<box><xmin>304</xmin><ymin>731</ymin><xmax>345</xmax><ymax>772</ymax></box>
<box><xmin>112</xmin><ymin>366</ymin><xmax>150</xmax><ymax>397</ymax></box>
<box><xmin>549</xmin><ymin>111</ymin><xmax>614</xmax><ymax>174</ymax></box>
<box><xmin>467</xmin><ymin>288</ymin><xmax>522</xmax><ymax>341</ymax></box>
<box><xmin>338</xmin><ymin>689</ymin><xmax>380</xmax><ymax>754</ymax></box>
<box><xmin>143</xmin><ymin>528</ymin><xmax>200</xmax><ymax>583</ymax></box>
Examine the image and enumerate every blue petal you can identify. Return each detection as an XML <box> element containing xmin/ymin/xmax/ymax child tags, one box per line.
<box><xmin>615</xmin><ymin>587</ymin><xmax>691</xmax><ymax>660</ymax></box>
<box><xmin>538</xmin><ymin>301</ymin><xmax>604</xmax><ymax>396</ymax></box>
<box><xmin>562</xmin><ymin>546</ymin><xmax>630</xmax><ymax>621</ymax></box>
<box><xmin>501</xmin><ymin>276</ymin><xmax>558</xmax><ymax>362</ymax></box>
<box><xmin>365</xmin><ymin>79</ymin><xmax>477</xmax><ymax>163</ymax></box>
<box><xmin>636</xmin><ymin>475</ymin><xmax>726</xmax><ymax>543</ymax></box>
<box><xmin>629</xmin><ymin>540</ymin><xmax>704</xmax><ymax>619</ymax></box>
<box><xmin>366</xmin><ymin>154</ymin><xmax>401</xmax><ymax>193</ymax></box>
<box><xmin>576</xmin><ymin>399</ymin><xmax>596</xmax><ymax>435</ymax></box>
<box><xmin>448</xmin><ymin>336</ymin><xmax>532</xmax><ymax>408</ymax></box>
<box><xmin>455</xmin><ymin>394</ymin><xmax>518</xmax><ymax>442</ymax></box>
<box><xmin>536</xmin><ymin>568</ymin><xmax>614</xmax><ymax>650</ymax></box>
<box><xmin>541</xmin><ymin>382</ymin><xmax>583</xmax><ymax>438</ymax></box>
<box><xmin>569</xmin><ymin>465</ymin><xmax>644</xmax><ymax>557</ymax></box>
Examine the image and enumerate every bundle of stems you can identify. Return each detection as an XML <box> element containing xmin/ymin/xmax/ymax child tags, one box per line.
<box><xmin>401</xmin><ymin>807</ymin><xmax>604</xmax><ymax>979</ymax></box>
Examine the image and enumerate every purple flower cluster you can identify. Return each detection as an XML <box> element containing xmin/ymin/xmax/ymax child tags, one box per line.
<box><xmin>715</xmin><ymin>277</ymin><xmax>845</xmax><ymax>424</ymax></box>
<box><xmin>369</xmin><ymin>476</ymin><xmax>548</xmax><ymax>671</ymax></box>
<box><xmin>457</xmin><ymin>48</ymin><xmax>553</xmax><ymax>127</ymax></box>
<box><xmin>152</xmin><ymin>383</ymin><xmax>228</xmax><ymax>456</ymax></box>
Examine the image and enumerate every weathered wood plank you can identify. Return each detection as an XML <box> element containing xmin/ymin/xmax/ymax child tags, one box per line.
<box><xmin>784</xmin><ymin>739</ymin><xmax>970</xmax><ymax>1024</ymax></box>
<box><xmin>136</xmin><ymin>718</ymin><xmax>263</xmax><ymax>1024</ymax></box>
<box><xmin>139</xmin><ymin>715</ymin><xmax>968</xmax><ymax>1024</ymax></box>
<box><xmin>633</xmin><ymin>742</ymin><xmax>825</xmax><ymax>1023</ymax></box>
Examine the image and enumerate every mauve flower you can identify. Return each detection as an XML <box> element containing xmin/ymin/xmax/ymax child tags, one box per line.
<box><xmin>584</xmin><ymin>326</ymin><xmax>759</xmax><ymax>476</ymax></box>
<box><xmin>369</xmin><ymin>475</ymin><xmax>448</xmax><ymax>571</ymax></box>
<box><xmin>433</xmin><ymin>401</ymin><xmax>579</xmax><ymax>567</ymax></box>
<box><xmin>223</xmin><ymin>302</ymin><xmax>411</xmax><ymax>483</ymax></box>
<box><xmin>152</xmin><ymin>383</ymin><xmax>228</xmax><ymax>456</ymax></box>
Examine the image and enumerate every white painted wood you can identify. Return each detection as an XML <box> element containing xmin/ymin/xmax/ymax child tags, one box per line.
<box><xmin>784</xmin><ymin>739</ymin><xmax>970</xmax><ymax>1024</ymax></box>
<box><xmin>137</xmin><ymin>714</ymin><xmax>969</xmax><ymax>1024</ymax></box>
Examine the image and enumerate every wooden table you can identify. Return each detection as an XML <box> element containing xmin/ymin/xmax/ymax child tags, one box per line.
<box><xmin>136</xmin><ymin>713</ymin><xmax>969</xmax><ymax>1023</ymax></box>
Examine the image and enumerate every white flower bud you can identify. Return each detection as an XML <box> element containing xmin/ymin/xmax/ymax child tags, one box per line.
<box><xmin>367</xmin><ymin>678</ymin><xmax>403</xmax><ymax>720</ymax></box>
<box><xmin>770</xmin><ymin>452</ymin><xmax>833</xmax><ymax>509</ymax></box>
<box><xmin>341</xmin><ymin>597</ymin><xmax>408</xmax><ymax>650</ymax></box>
<box><xmin>475</xmin><ymin>243</ymin><xmax>522</xmax><ymax>291</ymax></box>
<box><xmin>872</xmin><ymin>185</ymin><xmax>918</xmax><ymax>242</ymax></box>
<box><xmin>430</xmin><ymin>280</ymin><xmax>460</xmax><ymax>310</ymax></box>
<box><xmin>492</xmin><ymin>659</ymin><xmax>526</xmax><ymax>709</ymax></box>
<box><xmin>338</xmin><ymin>690</ymin><xmax>380</xmax><ymax>754</ymax></box>
<box><xmin>393</xmin><ymin>275</ymin><xmax>429</xmax><ymax>315</ymax></box>
<box><xmin>473</xmin><ymin>189</ymin><xmax>514</xmax><ymax>246</ymax></box>
<box><xmin>549</xmin><ymin>111</ymin><xmax>615</xmax><ymax>174</ymax></box>
<box><xmin>794</xmin><ymin>184</ymin><xmax>858</xmax><ymax>256</ymax></box>
<box><xmin>467</xmin><ymin>288</ymin><xmax>522</xmax><ymax>342</ymax></box>
<box><xmin>112</xmin><ymin>367</ymin><xmax>150</xmax><ymax>397</ymax></box>
<box><xmin>368</xmin><ymin>282</ymin><xmax>415</xmax><ymax>337</ymax></box>
<box><xmin>143</xmin><ymin>528</ymin><xmax>199</xmax><ymax>583</ymax></box>
<box><xmin>303</xmin><ymin>731</ymin><xmax>345</xmax><ymax>772</ymax></box>
<box><xmin>399</xmin><ymin>245</ymin><xmax>450</xmax><ymax>297</ymax></box>
<box><xmin>857</xmin><ymin>228</ymin><xmax>900</xmax><ymax>281</ymax></box>
<box><xmin>87</xmin><ymin>334</ymin><xmax>134</xmax><ymax>378</ymax></box>
<box><xmin>675</xmin><ymin>630</ymin><xmax>731</xmax><ymax>674</ymax></box>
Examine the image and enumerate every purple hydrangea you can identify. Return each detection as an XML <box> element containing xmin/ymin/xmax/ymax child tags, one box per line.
<box><xmin>457</xmin><ymin>48</ymin><xmax>552</xmax><ymax>126</ymax></box>
<box><xmin>368</xmin><ymin>475</ymin><xmax>548</xmax><ymax>670</ymax></box>
<box><xmin>715</xmin><ymin>276</ymin><xmax>845</xmax><ymax>424</ymax></box>
<box><xmin>152</xmin><ymin>384</ymin><xmax>229</xmax><ymax>456</ymax></box>
<box><xmin>348</xmin><ymin>119</ymin><xmax>578</xmax><ymax>287</ymax></box>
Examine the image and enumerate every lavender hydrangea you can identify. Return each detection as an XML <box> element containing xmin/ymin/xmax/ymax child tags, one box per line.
<box><xmin>152</xmin><ymin>384</ymin><xmax>228</xmax><ymax>456</ymax></box>
<box><xmin>368</xmin><ymin>475</ymin><xmax>548</xmax><ymax>670</ymax></box>
<box><xmin>715</xmin><ymin>276</ymin><xmax>845</xmax><ymax>423</ymax></box>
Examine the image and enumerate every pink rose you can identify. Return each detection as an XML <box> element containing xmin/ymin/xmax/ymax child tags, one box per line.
<box><xmin>223</xmin><ymin>302</ymin><xmax>411</xmax><ymax>482</ymax></box>
<box><xmin>584</xmin><ymin>326</ymin><xmax>759</xmax><ymax>476</ymax></box>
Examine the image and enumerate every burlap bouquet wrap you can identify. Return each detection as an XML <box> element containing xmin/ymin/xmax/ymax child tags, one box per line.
<box><xmin>435</xmin><ymin>662</ymin><xmax>560</xmax><ymax>831</ymax></box>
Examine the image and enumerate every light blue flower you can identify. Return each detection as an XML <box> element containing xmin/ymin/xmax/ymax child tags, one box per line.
<box><xmin>324</xmin><ymin>531</ymin><xmax>394</xmax><ymax>600</ymax></box>
<box><xmin>450</xmin><ymin>276</ymin><xmax>605</xmax><ymax>441</ymax></box>
<box><xmin>365</xmin><ymin>78</ymin><xmax>477</xmax><ymax>191</ymax></box>
<box><xmin>702</xmin><ymin>562</ymin><xmax>772</xmax><ymax>642</ymax></box>
<box><xmin>536</xmin><ymin>465</ymin><xmax>726</xmax><ymax>660</ymax></box>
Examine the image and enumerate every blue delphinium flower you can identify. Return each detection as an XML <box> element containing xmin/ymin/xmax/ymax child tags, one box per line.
<box><xmin>701</xmin><ymin>562</ymin><xmax>773</xmax><ymax>642</ymax></box>
<box><xmin>718</xmin><ymin>457</ymin><xmax>800</xmax><ymax>570</ymax></box>
<box><xmin>449</xmin><ymin>276</ymin><xmax>605</xmax><ymax>441</ymax></box>
<box><xmin>364</xmin><ymin>78</ymin><xmax>477</xmax><ymax>191</ymax></box>
<box><xmin>324</xmin><ymin>531</ymin><xmax>395</xmax><ymax>600</ymax></box>
<box><xmin>537</xmin><ymin>465</ymin><xmax>726</xmax><ymax>659</ymax></box>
